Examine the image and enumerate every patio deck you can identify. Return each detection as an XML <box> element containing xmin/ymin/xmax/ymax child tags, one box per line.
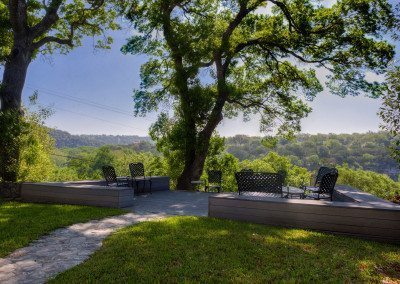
<box><xmin>20</xmin><ymin>177</ymin><xmax>170</xmax><ymax>208</ymax></box>
<box><xmin>209</xmin><ymin>185</ymin><xmax>400</xmax><ymax>243</ymax></box>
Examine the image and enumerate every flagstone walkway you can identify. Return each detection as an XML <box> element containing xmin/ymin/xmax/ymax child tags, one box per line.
<box><xmin>0</xmin><ymin>191</ymin><xmax>213</xmax><ymax>283</ymax></box>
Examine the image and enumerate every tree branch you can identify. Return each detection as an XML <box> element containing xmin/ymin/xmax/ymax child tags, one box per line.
<box><xmin>30</xmin><ymin>0</ymin><xmax>63</xmax><ymax>38</ymax></box>
<box><xmin>32</xmin><ymin>35</ymin><xmax>73</xmax><ymax>50</ymax></box>
<box><xmin>8</xmin><ymin>0</ymin><xmax>28</xmax><ymax>34</ymax></box>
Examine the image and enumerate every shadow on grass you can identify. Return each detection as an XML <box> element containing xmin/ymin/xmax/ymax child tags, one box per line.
<box><xmin>51</xmin><ymin>216</ymin><xmax>400</xmax><ymax>283</ymax></box>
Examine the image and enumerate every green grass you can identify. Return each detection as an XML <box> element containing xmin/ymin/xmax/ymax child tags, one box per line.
<box><xmin>51</xmin><ymin>216</ymin><xmax>400</xmax><ymax>283</ymax></box>
<box><xmin>0</xmin><ymin>200</ymin><xmax>125</xmax><ymax>257</ymax></box>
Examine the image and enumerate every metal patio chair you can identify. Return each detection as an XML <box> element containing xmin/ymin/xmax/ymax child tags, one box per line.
<box><xmin>303</xmin><ymin>168</ymin><xmax>339</xmax><ymax>201</ymax></box>
<box><xmin>129</xmin><ymin>162</ymin><xmax>152</xmax><ymax>194</ymax></box>
<box><xmin>102</xmin><ymin>165</ymin><xmax>130</xmax><ymax>187</ymax></box>
<box><xmin>314</xmin><ymin>166</ymin><xmax>333</xmax><ymax>186</ymax></box>
<box><xmin>206</xmin><ymin>170</ymin><xmax>222</xmax><ymax>193</ymax></box>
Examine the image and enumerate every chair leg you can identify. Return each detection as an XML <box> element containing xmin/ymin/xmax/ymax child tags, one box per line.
<box><xmin>135</xmin><ymin>181</ymin><xmax>139</xmax><ymax>195</ymax></box>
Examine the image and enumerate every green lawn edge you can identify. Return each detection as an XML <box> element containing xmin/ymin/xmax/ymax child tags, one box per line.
<box><xmin>51</xmin><ymin>216</ymin><xmax>400</xmax><ymax>283</ymax></box>
<box><xmin>0</xmin><ymin>200</ymin><xmax>125</xmax><ymax>257</ymax></box>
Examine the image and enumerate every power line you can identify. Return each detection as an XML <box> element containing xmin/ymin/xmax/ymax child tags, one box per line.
<box><xmin>53</xmin><ymin>106</ymin><xmax>148</xmax><ymax>132</ymax></box>
<box><xmin>25</xmin><ymin>84</ymin><xmax>155</xmax><ymax>123</ymax></box>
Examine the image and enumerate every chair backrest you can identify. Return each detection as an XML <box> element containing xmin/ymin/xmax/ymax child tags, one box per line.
<box><xmin>315</xmin><ymin>166</ymin><xmax>333</xmax><ymax>186</ymax></box>
<box><xmin>235</xmin><ymin>172</ymin><xmax>283</xmax><ymax>195</ymax></box>
<box><xmin>129</xmin><ymin>162</ymin><xmax>145</xmax><ymax>178</ymax></box>
<box><xmin>208</xmin><ymin>170</ymin><xmax>222</xmax><ymax>184</ymax></box>
<box><xmin>102</xmin><ymin>165</ymin><xmax>117</xmax><ymax>185</ymax></box>
<box><xmin>319</xmin><ymin>169</ymin><xmax>339</xmax><ymax>195</ymax></box>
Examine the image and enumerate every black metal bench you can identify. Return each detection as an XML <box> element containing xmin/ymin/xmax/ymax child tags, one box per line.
<box><xmin>235</xmin><ymin>172</ymin><xmax>284</xmax><ymax>197</ymax></box>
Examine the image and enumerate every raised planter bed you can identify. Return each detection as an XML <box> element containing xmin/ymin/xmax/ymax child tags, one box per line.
<box><xmin>209</xmin><ymin>185</ymin><xmax>400</xmax><ymax>243</ymax></box>
<box><xmin>21</xmin><ymin>176</ymin><xmax>170</xmax><ymax>208</ymax></box>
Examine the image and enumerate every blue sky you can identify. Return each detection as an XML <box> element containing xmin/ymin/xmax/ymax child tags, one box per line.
<box><xmin>3</xmin><ymin>2</ymin><xmax>400</xmax><ymax>137</ymax></box>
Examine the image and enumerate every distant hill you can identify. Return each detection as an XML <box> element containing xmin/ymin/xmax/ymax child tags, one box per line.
<box><xmin>225</xmin><ymin>132</ymin><xmax>399</xmax><ymax>180</ymax></box>
<box><xmin>50</xmin><ymin>129</ymin><xmax>399</xmax><ymax>180</ymax></box>
<box><xmin>50</xmin><ymin>129</ymin><xmax>152</xmax><ymax>148</ymax></box>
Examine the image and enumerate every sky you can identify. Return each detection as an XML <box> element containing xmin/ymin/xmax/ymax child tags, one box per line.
<box><xmin>2</xmin><ymin>1</ymin><xmax>400</xmax><ymax>137</ymax></box>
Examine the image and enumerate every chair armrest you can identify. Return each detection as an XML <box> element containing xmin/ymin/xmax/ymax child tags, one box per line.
<box><xmin>117</xmin><ymin>176</ymin><xmax>130</xmax><ymax>181</ymax></box>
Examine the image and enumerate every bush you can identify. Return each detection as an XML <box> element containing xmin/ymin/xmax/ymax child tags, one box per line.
<box><xmin>337</xmin><ymin>165</ymin><xmax>400</xmax><ymax>202</ymax></box>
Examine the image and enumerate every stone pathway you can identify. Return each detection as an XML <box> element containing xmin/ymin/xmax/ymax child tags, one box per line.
<box><xmin>0</xmin><ymin>191</ymin><xmax>212</xmax><ymax>283</ymax></box>
<box><xmin>0</xmin><ymin>213</ymin><xmax>165</xmax><ymax>284</ymax></box>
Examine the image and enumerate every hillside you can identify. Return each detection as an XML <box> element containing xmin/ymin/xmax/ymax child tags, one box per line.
<box><xmin>49</xmin><ymin>130</ymin><xmax>399</xmax><ymax>180</ymax></box>
<box><xmin>50</xmin><ymin>129</ymin><xmax>151</xmax><ymax>148</ymax></box>
<box><xmin>226</xmin><ymin>132</ymin><xmax>399</xmax><ymax>180</ymax></box>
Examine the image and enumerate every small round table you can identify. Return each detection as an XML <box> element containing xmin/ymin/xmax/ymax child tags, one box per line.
<box><xmin>283</xmin><ymin>186</ymin><xmax>305</xmax><ymax>199</ymax></box>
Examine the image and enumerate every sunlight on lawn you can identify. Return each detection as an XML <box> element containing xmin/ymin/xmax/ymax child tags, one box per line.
<box><xmin>51</xmin><ymin>216</ymin><xmax>400</xmax><ymax>283</ymax></box>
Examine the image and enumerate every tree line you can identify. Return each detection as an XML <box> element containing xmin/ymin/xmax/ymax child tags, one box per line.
<box><xmin>19</xmin><ymin>119</ymin><xmax>400</xmax><ymax>203</ymax></box>
<box><xmin>226</xmin><ymin>132</ymin><xmax>399</xmax><ymax>180</ymax></box>
<box><xmin>48</xmin><ymin>129</ymin><xmax>399</xmax><ymax>180</ymax></box>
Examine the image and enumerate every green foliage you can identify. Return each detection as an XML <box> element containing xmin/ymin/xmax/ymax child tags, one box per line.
<box><xmin>0</xmin><ymin>98</ymin><xmax>57</xmax><ymax>182</ymax></box>
<box><xmin>239</xmin><ymin>152</ymin><xmax>311</xmax><ymax>187</ymax></box>
<box><xmin>51</xmin><ymin>216</ymin><xmax>400</xmax><ymax>283</ymax></box>
<box><xmin>204</xmin><ymin>136</ymin><xmax>240</xmax><ymax>191</ymax></box>
<box><xmin>50</xmin><ymin>129</ymin><xmax>151</xmax><ymax>148</ymax></box>
<box><xmin>337</xmin><ymin>165</ymin><xmax>400</xmax><ymax>202</ymax></box>
<box><xmin>0</xmin><ymin>200</ymin><xmax>124</xmax><ymax>257</ymax></box>
<box><xmin>123</xmin><ymin>0</ymin><xmax>395</xmax><ymax>134</ymax></box>
<box><xmin>18</xmin><ymin>112</ymin><xmax>55</xmax><ymax>182</ymax></box>
<box><xmin>379</xmin><ymin>65</ymin><xmax>400</xmax><ymax>166</ymax></box>
<box><xmin>0</xmin><ymin>110</ymin><xmax>25</xmax><ymax>181</ymax></box>
<box><xmin>226</xmin><ymin>132</ymin><xmax>399</xmax><ymax>180</ymax></box>
<box><xmin>0</xmin><ymin>0</ymin><xmax>121</xmax><ymax>62</ymax></box>
<box><xmin>122</xmin><ymin>0</ymin><xmax>395</xmax><ymax>187</ymax></box>
<box><xmin>0</xmin><ymin>1</ymin><xmax>11</xmax><ymax>63</ymax></box>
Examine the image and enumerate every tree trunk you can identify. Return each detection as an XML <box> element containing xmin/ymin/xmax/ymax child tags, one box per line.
<box><xmin>175</xmin><ymin>111</ymin><xmax>224</xmax><ymax>191</ymax></box>
<box><xmin>176</xmin><ymin>142</ymin><xmax>210</xmax><ymax>191</ymax></box>
<box><xmin>0</xmin><ymin>43</ymin><xmax>31</xmax><ymax>182</ymax></box>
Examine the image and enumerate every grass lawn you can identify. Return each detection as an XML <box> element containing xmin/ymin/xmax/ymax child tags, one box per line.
<box><xmin>51</xmin><ymin>216</ymin><xmax>400</xmax><ymax>283</ymax></box>
<box><xmin>0</xmin><ymin>200</ymin><xmax>125</xmax><ymax>257</ymax></box>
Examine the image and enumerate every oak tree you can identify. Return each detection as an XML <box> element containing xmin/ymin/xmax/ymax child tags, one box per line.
<box><xmin>0</xmin><ymin>0</ymin><xmax>119</xmax><ymax>182</ymax></box>
<box><xmin>123</xmin><ymin>0</ymin><xmax>395</xmax><ymax>190</ymax></box>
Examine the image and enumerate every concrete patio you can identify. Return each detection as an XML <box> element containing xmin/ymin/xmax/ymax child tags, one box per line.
<box><xmin>128</xmin><ymin>190</ymin><xmax>216</xmax><ymax>216</ymax></box>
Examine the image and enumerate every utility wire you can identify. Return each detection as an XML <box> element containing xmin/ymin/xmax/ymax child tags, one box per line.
<box><xmin>53</xmin><ymin>106</ymin><xmax>148</xmax><ymax>132</ymax></box>
<box><xmin>25</xmin><ymin>84</ymin><xmax>155</xmax><ymax>123</ymax></box>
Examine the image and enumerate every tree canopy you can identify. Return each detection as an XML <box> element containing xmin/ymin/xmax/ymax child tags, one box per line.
<box><xmin>380</xmin><ymin>65</ymin><xmax>400</xmax><ymax>166</ymax></box>
<box><xmin>0</xmin><ymin>0</ymin><xmax>122</xmax><ymax>183</ymax></box>
<box><xmin>0</xmin><ymin>0</ymin><xmax>119</xmax><ymax>66</ymax></box>
<box><xmin>122</xmin><ymin>0</ymin><xmax>396</xmax><ymax>189</ymax></box>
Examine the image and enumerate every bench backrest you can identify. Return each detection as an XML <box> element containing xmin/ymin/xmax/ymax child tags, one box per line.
<box><xmin>235</xmin><ymin>172</ymin><xmax>283</xmax><ymax>195</ymax></box>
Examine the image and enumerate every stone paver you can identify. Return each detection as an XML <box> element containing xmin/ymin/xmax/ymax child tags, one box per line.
<box><xmin>0</xmin><ymin>191</ymin><xmax>211</xmax><ymax>283</ymax></box>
